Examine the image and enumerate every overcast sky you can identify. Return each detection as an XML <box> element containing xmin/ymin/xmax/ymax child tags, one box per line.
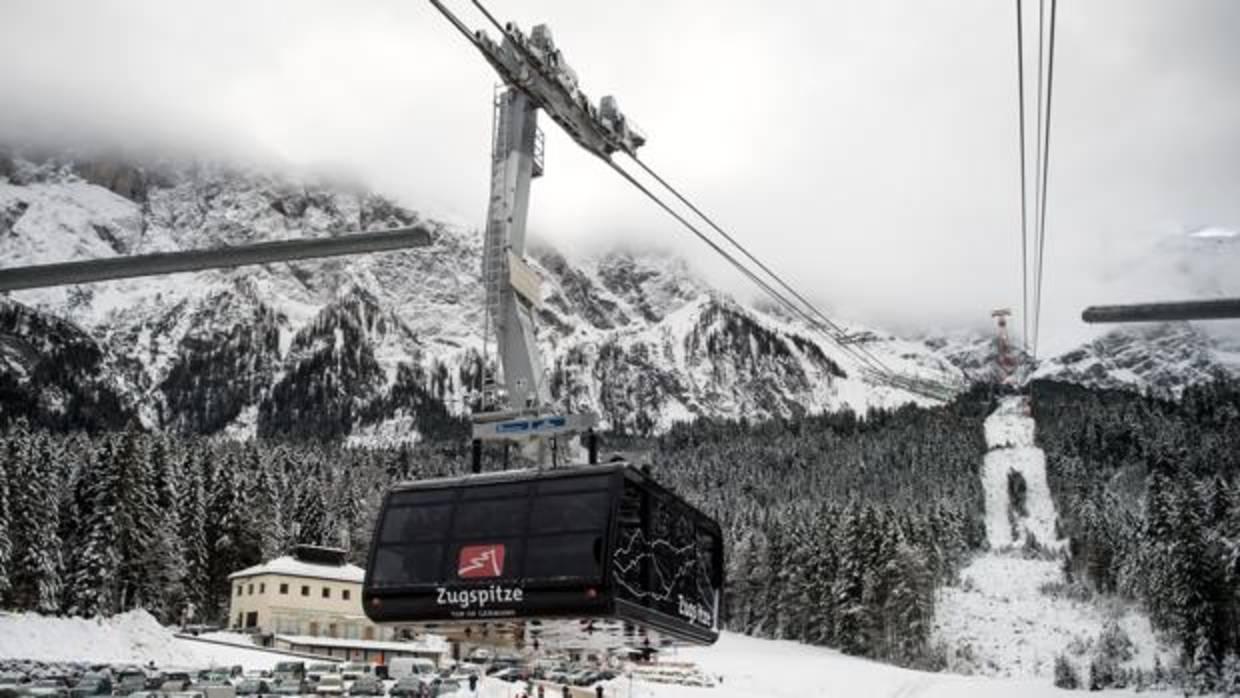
<box><xmin>2</xmin><ymin>0</ymin><xmax>1238</xmax><ymax>353</ymax></box>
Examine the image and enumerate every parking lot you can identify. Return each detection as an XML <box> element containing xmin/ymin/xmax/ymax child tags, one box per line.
<box><xmin>0</xmin><ymin>658</ymin><xmax>628</xmax><ymax>698</ymax></box>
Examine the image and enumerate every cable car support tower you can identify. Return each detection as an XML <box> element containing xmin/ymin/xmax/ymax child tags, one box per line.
<box><xmin>434</xmin><ymin>0</ymin><xmax>651</xmax><ymax>469</ymax></box>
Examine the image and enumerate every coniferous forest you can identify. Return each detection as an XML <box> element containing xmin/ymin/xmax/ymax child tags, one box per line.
<box><xmin>1032</xmin><ymin>379</ymin><xmax>1240</xmax><ymax>689</ymax></box>
<box><xmin>0</xmin><ymin>388</ymin><xmax>990</xmax><ymax>669</ymax></box>
<box><xmin>1</xmin><ymin>379</ymin><xmax>1239</xmax><ymax>689</ymax></box>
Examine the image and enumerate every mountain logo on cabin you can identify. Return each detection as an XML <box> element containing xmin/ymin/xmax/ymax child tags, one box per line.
<box><xmin>458</xmin><ymin>544</ymin><xmax>506</xmax><ymax>579</ymax></box>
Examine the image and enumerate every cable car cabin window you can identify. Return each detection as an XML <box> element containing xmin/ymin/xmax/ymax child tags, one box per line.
<box><xmin>370</xmin><ymin>473</ymin><xmax>612</xmax><ymax>590</ymax></box>
<box><xmin>529</xmin><ymin>491</ymin><xmax>610</xmax><ymax>534</ymax></box>
<box><xmin>453</xmin><ymin>497</ymin><xmax>528</xmax><ymax>538</ymax></box>
<box><xmin>372</xmin><ymin>543</ymin><xmax>444</xmax><ymax>587</ymax></box>
<box><xmin>379</xmin><ymin>503</ymin><xmax>452</xmax><ymax>544</ymax></box>
<box><xmin>524</xmin><ymin>532</ymin><xmax>604</xmax><ymax>580</ymax></box>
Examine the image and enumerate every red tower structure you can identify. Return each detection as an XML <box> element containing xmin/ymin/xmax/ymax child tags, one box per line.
<box><xmin>992</xmin><ymin>308</ymin><xmax>1017</xmax><ymax>384</ymax></box>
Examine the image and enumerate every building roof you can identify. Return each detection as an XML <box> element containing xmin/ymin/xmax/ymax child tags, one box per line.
<box><xmin>275</xmin><ymin>634</ymin><xmax>448</xmax><ymax>654</ymax></box>
<box><xmin>228</xmin><ymin>555</ymin><xmax>365</xmax><ymax>583</ymax></box>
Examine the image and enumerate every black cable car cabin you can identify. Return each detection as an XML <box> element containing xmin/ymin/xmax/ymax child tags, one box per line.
<box><xmin>362</xmin><ymin>462</ymin><xmax>723</xmax><ymax>646</ymax></box>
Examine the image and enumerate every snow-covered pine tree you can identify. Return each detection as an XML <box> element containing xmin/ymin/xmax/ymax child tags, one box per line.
<box><xmin>292</xmin><ymin>463</ymin><xmax>330</xmax><ymax>546</ymax></box>
<box><xmin>207</xmin><ymin>450</ymin><xmax>260</xmax><ymax>620</ymax></box>
<box><xmin>832</xmin><ymin>504</ymin><xmax>873</xmax><ymax>656</ymax></box>
<box><xmin>0</xmin><ymin>432</ymin><xmax>13</xmax><ymax>605</ymax></box>
<box><xmin>9</xmin><ymin>431</ymin><xmax>63</xmax><ymax>613</ymax></box>
<box><xmin>68</xmin><ymin>436</ymin><xmax>121</xmax><ymax>617</ymax></box>
<box><xmin>109</xmin><ymin>425</ymin><xmax>161</xmax><ymax>614</ymax></box>
<box><xmin>252</xmin><ymin>457</ymin><xmax>285</xmax><ymax>560</ymax></box>
<box><xmin>144</xmin><ymin>435</ymin><xmax>184</xmax><ymax>621</ymax></box>
<box><xmin>177</xmin><ymin>450</ymin><xmax>210</xmax><ymax>623</ymax></box>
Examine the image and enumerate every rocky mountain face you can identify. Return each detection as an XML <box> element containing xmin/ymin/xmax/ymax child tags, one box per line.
<box><xmin>0</xmin><ymin>149</ymin><xmax>964</xmax><ymax>442</ymax></box>
<box><xmin>1031</xmin><ymin>322</ymin><xmax>1240</xmax><ymax>397</ymax></box>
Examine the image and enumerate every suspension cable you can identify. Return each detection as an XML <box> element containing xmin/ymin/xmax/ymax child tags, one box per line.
<box><xmin>626</xmin><ymin>156</ymin><xmax>905</xmax><ymax>379</ymax></box>
<box><xmin>1032</xmin><ymin>0</ymin><xmax>1057</xmax><ymax>356</ymax></box>
<box><xmin>1015</xmin><ymin>0</ymin><xmax>1031</xmax><ymax>353</ymax></box>
<box><xmin>602</xmin><ymin>158</ymin><xmax>955</xmax><ymax>399</ymax></box>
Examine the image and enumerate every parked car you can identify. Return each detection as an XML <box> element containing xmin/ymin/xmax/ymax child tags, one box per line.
<box><xmin>387</xmin><ymin>659</ymin><xmax>436</xmax><ymax>684</ymax></box>
<box><xmin>68</xmin><ymin>673</ymin><xmax>111</xmax><ymax>698</ymax></box>
<box><xmin>115</xmin><ymin>669</ymin><xmax>149</xmax><ymax>696</ymax></box>
<box><xmin>313</xmin><ymin>675</ymin><xmax>343</xmax><ymax>696</ymax></box>
<box><xmin>126</xmin><ymin>691</ymin><xmax>163</xmax><ymax>698</ymax></box>
<box><xmin>265</xmin><ymin>681</ymin><xmax>304</xmax><ymax>696</ymax></box>
<box><xmin>344</xmin><ymin>677</ymin><xmax>382</xmax><ymax>697</ymax></box>
<box><xmin>270</xmin><ymin>664</ymin><xmax>304</xmax><ymax>687</ymax></box>
<box><xmin>158</xmin><ymin>672</ymin><xmax>193</xmax><ymax>691</ymax></box>
<box><xmin>387</xmin><ymin>677</ymin><xmax>426</xmax><ymax>698</ymax></box>
<box><xmin>233</xmin><ymin>679</ymin><xmax>270</xmax><ymax>696</ymax></box>
<box><xmin>20</xmin><ymin>681</ymin><xmax>69</xmax><ymax>698</ymax></box>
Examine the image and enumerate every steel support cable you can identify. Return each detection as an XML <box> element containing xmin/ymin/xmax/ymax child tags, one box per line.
<box><xmin>1032</xmin><ymin>0</ymin><xmax>1058</xmax><ymax>357</ymax></box>
<box><xmin>625</xmin><ymin>155</ymin><xmax>915</xmax><ymax>383</ymax></box>
<box><xmin>460</xmin><ymin>0</ymin><xmax>955</xmax><ymax>399</ymax></box>
<box><xmin>602</xmin><ymin>158</ymin><xmax>950</xmax><ymax>399</ymax></box>
<box><xmin>1015</xmin><ymin>0</ymin><xmax>1031</xmax><ymax>352</ymax></box>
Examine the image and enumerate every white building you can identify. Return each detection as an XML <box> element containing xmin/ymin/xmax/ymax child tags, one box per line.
<box><xmin>227</xmin><ymin>545</ymin><xmax>396</xmax><ymax>644</ymax></box>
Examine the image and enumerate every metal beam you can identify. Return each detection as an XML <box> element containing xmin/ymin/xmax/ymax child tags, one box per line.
<box><xmin>1082</xmin><ymin>298</ymin><xmax>1240</xmax><ymax>324</ymax></box>
<box><xmin>0</xmin><ymin>226</ymin><xmax>433</xmax><ymax>292</ymax></box>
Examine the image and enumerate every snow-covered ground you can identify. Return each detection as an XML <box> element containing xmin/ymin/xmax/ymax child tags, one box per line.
<box><xmin>0</xmin><ymin>610</ymin><xmax>304</xmax><ymax>668</ymax></box>
<box><xmin>0</xmin><ymin>612</ymin><xmax>1170</xmax><ymax>697</ymax></box>
<box><xmin>933</xmin><ymin>396</ymin><xmax>1170</xmax><ymax>682</ymax></box>
<box><xmin>980</xmin><ymin>397</ymin><xmax>1063</xmax><ymax>550</ymax></box>
<box><xmin>589</xmin><ymin>632</ymin><xmax>1168</xmax><ymax>698</ymax></box>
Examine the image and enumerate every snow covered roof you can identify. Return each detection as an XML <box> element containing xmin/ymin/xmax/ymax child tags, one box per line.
<box><xmin>275</xmin><ymin>635</ymin><xmax>447</xmax><ymax>654</ymax></box>
<box><xmin>228</xmin><ymin>556</ymin><xmax>365</xmax><ymax>583</ymax></box>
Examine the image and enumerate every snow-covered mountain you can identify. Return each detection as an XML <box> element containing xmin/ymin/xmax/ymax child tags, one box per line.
<box><xmin>1029</xmin><ymin>229</ymin><xmax>1240</xmax><ymax>396</ymax></box>
<box><xmin>0</xmin><ymin>148</ymin><xmax>962</xmax><ymax>441</ymax></box>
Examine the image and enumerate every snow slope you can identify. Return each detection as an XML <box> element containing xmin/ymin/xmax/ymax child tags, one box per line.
<box><xmin>980</xmin><ymin>397</ymin><xmax>1063</xmax><ymax>550</ymax></box>
<box><xmin>0</xmin><ymin>610</ymin><xmax>304</xmax><ymax>668</ymax></box>
<box><xmin>933</xmin><ymin>397</ymin><xmax>1169</xmax><ymax>681</ymax></box>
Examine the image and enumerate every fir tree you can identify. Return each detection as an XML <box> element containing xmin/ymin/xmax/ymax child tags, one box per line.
<box><xmin>177</xmin><ymin>451</ymin><xmax>210</xmax><ymax>624</ymax></box>
<box><xmin>0</xmin><ymin>434</ymin><xmax>12</xmax><ymax>604</ymax></box>
<box><xmin>9</xmin><ymin>433</ymin><xmax>63</xmax><ymax>613</ymax></box>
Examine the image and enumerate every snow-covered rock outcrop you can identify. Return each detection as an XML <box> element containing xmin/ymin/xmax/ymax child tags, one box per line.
<box><xmin>0</xmin><ymin>148</ymin><xmax>962</xmax><ymax>439</ymax></box>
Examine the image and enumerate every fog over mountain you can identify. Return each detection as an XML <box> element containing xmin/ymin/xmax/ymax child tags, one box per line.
<box><xmin>3</xmin><ymin>0</ymin><xmax>1240</xmax><ymax>354</ymax></box>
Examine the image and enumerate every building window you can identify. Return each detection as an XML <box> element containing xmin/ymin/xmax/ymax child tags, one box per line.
<box><xmin>328</xmin><ymin>623</ymin><xmax>338</xmax><ymax>638</ymax></box>
<box><xmin>301</xmin><ymin>585</ymin><xmax>310</xmax><ymax>596</ymax></box>
<box><xmin>236</xmin><ymin>585</ymin><xmax>242</xmax><ymax>597</ymax></box>
<box><xmin>342</xmin><ymin>589</ymin><xmax>351</xmax><ymax>601</ymax></box>
<box><xmin>279</xmin><ymin>583</ymin><xmax>289</xmax><ymax>594</ymax></box>
<box><xmin>363</xmin><ymin>626</ymin><xmax>375</xmax><ymax>641</ymax></box>
<box><xmin>322</xmin><ymin>587</ymin><xmax>331</xmax><ymax>599</ymax></box>
<box><xmin>247</xmin><ymin>584</ymin><xmax>254</xmax><ymax>595</ymax></box>
<box><xmin>259</xmin><ymin>583</ymin><xmax>265</xmax><ymax>594</ymax></box>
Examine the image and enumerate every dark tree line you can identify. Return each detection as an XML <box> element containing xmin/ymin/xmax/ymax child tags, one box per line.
<box><xmin>0</xmin><ymin>391</ymin><xmax>990</xmax><ymax>670</ymax></box>
<box><xmin>643</xmin><ymin>392</ymin><xmax>992</xmax><ymax>666</ymax></box>
<box><xmin>0</xmin><ymin>422</ymin><xmax>471</xmax><ymax>624</ymax></box>
<box><xmin>1032</xmin><ymin>379</ymin><xmax>1240</xmax><ymax>692</ymax></box>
